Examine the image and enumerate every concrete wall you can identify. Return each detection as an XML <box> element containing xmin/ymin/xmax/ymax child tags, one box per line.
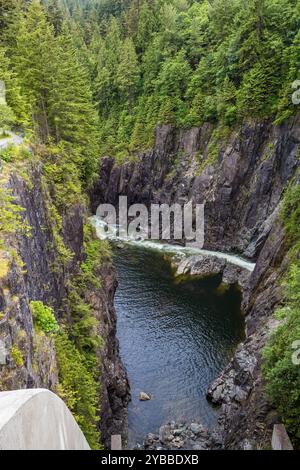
<box><xmin>272</xmin><ymin>424</ymin><xmax>293</xmax><ymax>451</ymax></box>
<box><xmin>0</xmin><ymin>389</ymin><xmax>90</xmax><ymax>450</ymax></box>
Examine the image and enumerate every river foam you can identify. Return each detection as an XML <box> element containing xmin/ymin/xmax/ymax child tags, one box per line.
<box><xmin>90</xmin><ymin>216</ymin><xmax>256</xmax><ymax>272</ymax></box>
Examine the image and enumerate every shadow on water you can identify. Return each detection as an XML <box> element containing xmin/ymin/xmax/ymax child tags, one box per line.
<box><xmin>113</xmin><ymin>246</ymin><xmax>245</xmax><ymax>448</ymax></box>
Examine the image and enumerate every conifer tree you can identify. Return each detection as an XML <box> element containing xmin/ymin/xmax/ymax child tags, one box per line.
<box><xmin>117</xmin><ymin>38</ymin><xmax>140</xmax><ymax>113</ymax></box>
<box><xmin>94</xmin><ymin>17</ymin><xmax>121</xmax><ymax>115</ymax></box>
<box><xmin>217</xmin><ymin>76</ymin><xmax>237</xmax><ymax>126</ymax></box>
<box><xmin>45</xmin><ymin>0</ymin><xmax>65</xmax><ymax>35</ymax></box>
<box><xmin>0</xmin><ymin>46</ymin><xmax>29</xmax><ymax>127</ymax></box>
<box><xmin>0</xmin><ymin>0</ymin><xmax>22</xmax><ymax>45</ymax></box>
<box><xmin>49</xmin><ymin>24</ymin><xmax>99</xmax><ymax>181</ymax></box>
<box><xmin>11</xmin><ymin>0</ymin><xmax>57</xmax><ymax>140</ymax></box>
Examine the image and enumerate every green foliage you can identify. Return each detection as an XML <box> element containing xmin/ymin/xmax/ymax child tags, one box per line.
<box><xmin>7</xmin><ymin>0</ymin><xmax>99</xmax><ymax>184</ymax></box>
<box><xmin>0</xmin><ymin>145</ymin><xmax>15</xmax><ymax>163</ymax></box>
<box><xmin>197</xmin><ymin>126</ymin><xmax>231</xmax><ymax>173</ymax></box>
<box><xmin>66</xmin><ymin>224</ymin><xmax>110</xmax><ymax>365</ymax></box>
<box><xmin>49</xmin><ymin>222</ymin><xmax>111</xmax><ymax>450</ymax></box>
<box><xmin>26</xmin><ymin>221</ymin><xmax>107</xmax><ymax>449</ymax></box>
<box><xmin>30</xmin><ymin>300</ymin><xmax>59</xmax><ymax>334</ymax></box>
<box><xmin>0</xmin><ymin>104</ymin><xmax>16</xmax><ymax>132</ymax></box>
<box><xmin>116</xmin><ymin>37</ymin><xmax>139</xmax><ymax>113</ymax></box>
<box><xmin>80</xmin><ymin>223</ymin><xmax>112</xmax><ymax>288</ymax></box>
<box><xmin>55</xmin><ymin>330</ymin><xmax>101</xmax><ymax>449</ymax></box>
<box><xmin>0</xmin><ymin>0</ymin><xmax>24</xmax><ymax>47</ymax></box>
<box><xmin>49</xmin><ymin>24</ymin><xmax>100</xmax><ymax>182</ymax></box>
<box><xmin>0</xmin><ymin>184</ymin><xmax>30</xmax><ymax>250</ymax></box>
<box><xmin>262</xmin><ymin>263</ymin><xmax>300</xmax><ymax>444</ymax></box>
<box><xmin>42</xmin><ymin>143</ymin><xmax>84</xmax><ymax>208</ymax></box>
<box><xmin>3</xmin><ymin>0</ymin><xmax>300</xmax><ymax>159</ymax></box>
<box><xmin>0</xmin><ymin>47</ymin><xmax>28</xmax><ymax>127</ymax></box>
<box><xmin>263</xmin><ymin>180</ymin><xmax>300</xmax><ymax>446</ymax></box>
<box><xmin>11</xmin><ymin>345</ymin><xmax>24</xmax><ymax>367</ymax></box>
<box><xmin>84</xmin><ymin>0</ymin><xmax>300</xmax><ymax>156</ymax></box>
<box><xmin>0</xmin><ymin>0</ymin><xmax>115</xmax><ymax>450</ymax></box>
<box><xmin>43</xmin><ymin>196</ymin><xmax>74</xmax><ymax>267</ymax></box>
<box><xmin>281</xmin><ymin>180</ymin><xmax>300</xmax><ymax>249</ymax></box>
<box><xmin>1</xmin><ymin>0</ymin><xmax>299</xmax><ymax>448</ymax></box>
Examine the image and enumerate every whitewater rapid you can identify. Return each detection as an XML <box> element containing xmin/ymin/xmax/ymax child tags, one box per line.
<box><xmin>90</xmin><ymin>216</ymin><xmax>256</xmax><ymax>272</ymax></box>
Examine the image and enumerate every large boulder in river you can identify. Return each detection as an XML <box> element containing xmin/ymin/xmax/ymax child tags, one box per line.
<box><xmin>174</xmin><ymin>254</ymin><xmax>251</xmax><ymax>293</ymax></box>
<box><xmin>139</xmin><ymin>391</ymin><xmax>151</xmax><ymax>401</ymax></box>
<box><xmin>175</xmin><ymin>255</ymin><xmax>226</xmax><ymax>278</ymax></box>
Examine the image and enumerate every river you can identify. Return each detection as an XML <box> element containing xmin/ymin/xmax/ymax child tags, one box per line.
<box><xmin>112</xmin><ymin>245</ymin><xmax>245</xmax><ymax>448</ymax></box>
<box><xmin>90</xmin><ymin>216</ymin><xmax>249</xmax><ymax>447</ymax></box>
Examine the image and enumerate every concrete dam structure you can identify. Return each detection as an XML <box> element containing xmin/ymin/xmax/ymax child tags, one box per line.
<box><xmin>0</xmin><ymin>389</ymin><xmax>90</xmax><ymax>450</ymax></box>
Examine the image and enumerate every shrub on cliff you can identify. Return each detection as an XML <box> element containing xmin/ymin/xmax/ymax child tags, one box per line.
<box><xmin>263</xmin><ymin>182</ymin><xmax>300</xmax><ymax>446</ymax></box>
<box><xmin>0</xmin><ymin>185</ymin><xmax>29</xmax><ymax>251</ymax></box>
<box><xmin>262</xmin><ymin>263</ymin><xmax>300</xmax><ymax>443</ymax></box>
<box><xmin>55</xmin><ymin>331</ymin><xmax>101</xmax><ymax>450</ymax></box>
<box><xmin>55</xmin><ymin>224</ymin><xmax>109</xmax><ymax>449</ymax></box>
<box><xmin>30</xmin><ymin>301</ymin><xmax>59</xmax><ymax>334</ymax></box>
<box><xmin>0</xmin><ymin>103</ymin><xmax>16</xmax><ymax>135</ymax></box>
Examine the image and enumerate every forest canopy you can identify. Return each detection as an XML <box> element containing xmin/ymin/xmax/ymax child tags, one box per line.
<box><xmin>1</xmin><ymin>0</ymin><xmax>300</xmax><ymax>161</ymax></box>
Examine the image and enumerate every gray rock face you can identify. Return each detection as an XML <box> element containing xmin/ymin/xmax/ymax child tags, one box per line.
<box><xmin>214</xmin><ymin>220</ymin><xmax>290</xmax><ymax>450</ymax></box>
<box><xmin>91</xmin><ymin>118</ymin><xmax>299</xmax><ymax>260</ymax></box>
<box><xmin>190</xmin><ymin>423</ymin><xmax>207</xmax><ymax>435</ymax></box>
<box><xmin>143</xmin><ymin>422</ymin><xmax>215</xmax><ymax>450</ymax></box>
<box><xmin>174</xmin><ymin>254</ymin><xmax>250</xmax><ymax>293</ymax></box>
<box><xmin>92</xmin><ymin>117</ymin><xmax>300</xmax><ymax>450</ymax></box>
<box><xmin>0</xmin><ymin>164</ymin><xmax>130</xmax><ymax>449</ymax></box>
<box><xmin>87</xmin><ymin>262</ymin><xmax>130</xmax><ymax>448</ymax></box>
<box><xmin>207</xmin><ymin>346</ymin><xmax>257</xmax><ymax>406</ymax></box>
<box><xmin>175</xmin><ymin>255</ymin><xmax>226</xmax><ymax>277</ymax></box>
<box><xmin>0</xmin><ymin>167</ymin><xmax>64</xmax><ymax>392</ymax></box>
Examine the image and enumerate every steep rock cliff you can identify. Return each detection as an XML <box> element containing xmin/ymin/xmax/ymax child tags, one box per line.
<box><xmin>91</xmin><ymin>117</ymin><xmax>299</xmax><ymax>449</ymax></box>
<box><xmin>0</xmin><ymin>162</ymin><xmax>129</xmax><ymax>448</ymax></box>
<box><xmin>92</xmin><ymin>118</ymin><xmax>299</xmax><ymax>259</ymax></box>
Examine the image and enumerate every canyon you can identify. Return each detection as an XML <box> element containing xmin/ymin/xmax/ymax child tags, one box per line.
<box><xmin>91</xmin><ymin>117</ymin><xmax>299</xmax><ymax>449</ymax></box>
<box><xmin>0</xmin><ymin>115</ymin><xmax>299</xmax><ymax>449</ymax></box>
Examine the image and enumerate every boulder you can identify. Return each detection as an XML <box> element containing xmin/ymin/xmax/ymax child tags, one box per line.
<box><xmin>159</xmin><ymin>424</ymin><xmax>174</xmax><ymax>444</ymax></box>
<box><xmin>175</xmin><ymin>255</ymin><xmax>225</xmax><ymax>278</ymax></box>
<box><xmin>139</xmin><ymin>391</ymin><xmax>151</xmax><ymax>401</ymax></box>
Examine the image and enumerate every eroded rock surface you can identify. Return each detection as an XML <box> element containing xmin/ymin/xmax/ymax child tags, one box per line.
<box><xmin>174</xmin><ymin>254</ymin><xmax>251</xmax><ymax>293</ymax></box>
<box><xmin>143</xmin><ymin>422</ymin><xmax>216</xmax><ymax>451</ymax></box>
<box><xmin>92</xmin><ymin>117</ymin><xmax>299</xmax><ymax>450</ymax></box>
<box><xmin>0</xmin><ymin>164</ymin><xmax>130</xmax><ymax>449</ymax></box>
<box><xmin>92</xmin><ymin>118</ymin><xmax>299</xmax><ymax>260</ymax></box>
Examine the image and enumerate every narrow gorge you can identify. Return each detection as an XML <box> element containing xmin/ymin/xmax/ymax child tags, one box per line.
<box><xmin>0</xmin><ymin>161</ymin><xmax>130</xmax><ymax>449</ymax></box>
<box><xmin>90</xmin><ymin>118</ymin><xmax>299</xmax><ymax>449</ymax></box>
<box><xmin>0</xmin><ymin>0</ymin><xmax>300</xmax><ymax>453</ymax></box>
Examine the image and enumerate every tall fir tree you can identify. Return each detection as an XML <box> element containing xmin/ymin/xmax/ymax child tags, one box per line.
<box><xmin>11</xmin><ymin>0</ymin><xmax>57</xmax><ymax>140</ymax></box>
<box><xmin>49</xmin><ymin>24</ymin><xmax>99</xmax><ymax>180</ymax></box>
<box><xmin>117</xmin><ymin>37</ymin><xmax>140</xmax><ymax>113</ymax></box>
<box><xmin>0</xmin><ymin>46</ymin><xmax>28</xmax><ymax>126</ymax></box>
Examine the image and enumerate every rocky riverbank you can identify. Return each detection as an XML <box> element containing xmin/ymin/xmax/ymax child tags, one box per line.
<box><xmin>172</xmin><ymin>253</ymin><xmax>252</xmax><ymax>294</ymax></box>
<box><xmin>137</xmin><ymin>223</ymin><xmax>287</xmax><ymax>450</ymax></box>
<box><xmin>2</xmin><ymin>113</ymin><xmax>297</xmax><ymax>450</ymax></box>
<box><xmin>91</xmin><ymin>117</ymin><xmax>299</xmax><ymax>449</ymax></box>
<box><xmin>142</xmin><ymin>422</ymin><xmax>219</xmax><ymax>451</ymax></box>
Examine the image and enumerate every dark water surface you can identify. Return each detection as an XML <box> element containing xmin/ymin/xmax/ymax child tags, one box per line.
<box><xmin>113</xmin><ymin>246</ymin><xmax>245</xmax><ymax>447</ymax></box>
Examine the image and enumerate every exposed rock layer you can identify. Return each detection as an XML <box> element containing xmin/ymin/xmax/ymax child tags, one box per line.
<box><xmin>91</xmin><ymin>118</ymin><xmax>299</xmax><ymax>449</ymax></box>
<box><xmin>91</xmin><ymin>118</ymin><xmax>299</xmax><ymax>260</ymax></box>
<box><xmin>0</xmin><ymin>164</ymin><xmax>130</xmax><ymax>448</ymax></box>
<box><xmin>173</xmin><ymin>254</ymin><xmax>251</xmax><ymax>294</ymax></box>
